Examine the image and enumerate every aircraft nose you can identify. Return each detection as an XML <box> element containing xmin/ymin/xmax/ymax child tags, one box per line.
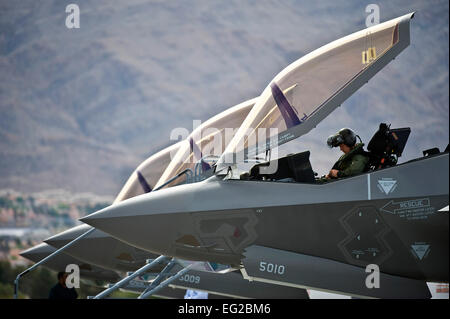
<box><xmin>20</xmin><ymin>243</ymin><xmax>55</xmax><ymax>262</ymax></box>
<box><xmin>79</xmin><ymin>185</ymin><xmax>197</xmax><ymax>257</ymax></box>
<box><xmin>45</xmin><ymin>224</ymin><xmax>94</xmax><ymax>247</ymax></box>
<box><xmin>78</xmin><ymin>177</ymin><xmax>247</xmax><ymax>264</ymax></box>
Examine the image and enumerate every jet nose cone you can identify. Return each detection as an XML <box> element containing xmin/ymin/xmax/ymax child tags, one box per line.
<box><xmin>20</xmin><ymin>243</ymin><xmax>55</xmax><ymax>262</ymax></box>
<box><xmin>78</xmin><ymin>201</ymin><xmax>141</xmax><ymax>239</ymax></box>
<box><xmin>79</xmin><ymin>203</ymin><xmax>124</xmax><ymax>228</ymax></box>
<box><xmin>78</xmin><ymin>183</ymin><xmax>200</xmax><ymax>257</ymax></box>
<box><xmin>45</xmin><ymin>224</ymin><xmax>93</xmax><ymax>247</ymax></box>
<box><xmin>77</xmin><ymin>177</ymin><xmax>247</xmax><ymax>265</ymax></box>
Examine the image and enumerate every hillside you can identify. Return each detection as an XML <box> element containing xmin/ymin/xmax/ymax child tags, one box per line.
<box><xmin>0</xmin><ymin>0</ymin><xmax>448</xmax><ymax>196</ymax></box>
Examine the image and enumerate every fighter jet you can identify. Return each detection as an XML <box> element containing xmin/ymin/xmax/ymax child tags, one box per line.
<box><xmin>44</xmin><ymin>224</ymin><xmax>164</xmax><ymax>273</ymax></box>
<box><xmin>35</xmin><ymin>142</ymin><xmax>186</xmax><ymax>274</ymax></box>
<box><xmin>42</xmin><ymin>232</ymin><xmax>310</xmax><ymax>299</ymax></box>
<box><xmin>41</xmin><ymin>96</ymin><xmax>256</xmax><ymax>272</ymax></box>
<box><xmin>20</xmin><ymin>243</ymin><xmax>120</xmax><ymax>283</ymax></box>
<box><xmin>19</xmin><ymin>243</ymin><xmax>230</xmax><ymax>299</ymax></box>
<box><xmin>80</xmin><ymin>13</ymin><xmax>449</xmax><ymax>298</ymax></box>
<box><xmin>44</xmin><ymin>97</ymin><xmax>257</xmax><ymax>270</ymax></box>
<box><xmin>40</xmin><ymin>96</ymin><xmax>313</xmax><ymax>298</ymax></box>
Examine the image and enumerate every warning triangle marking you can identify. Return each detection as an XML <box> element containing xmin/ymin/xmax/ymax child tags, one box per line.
<box><xmin>411</xmin><ymin>244</ymin><xmax>430</xmax><ymax>260</ymax></box>
<box><xmin>378</xmin><ymin>180</ymin><xmax>397</xmax><ymax>195</ymax></box>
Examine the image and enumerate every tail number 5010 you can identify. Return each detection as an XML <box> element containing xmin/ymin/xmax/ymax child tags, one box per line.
<box><xmin>259</xmin><ymin>262</ymin><xmax>285</xmax><ymax>275</ymax></box>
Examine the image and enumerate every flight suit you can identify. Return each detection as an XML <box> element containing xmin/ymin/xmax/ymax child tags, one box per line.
<box><xmin>333</xmin><ymin>143</ymin><xmax>369</xmax><ymax>178</ymax></box>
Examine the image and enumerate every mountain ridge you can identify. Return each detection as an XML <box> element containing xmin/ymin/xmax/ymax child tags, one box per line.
<box><xmin>0</xmin><ymin>0</ymin><xmax>448</xmax><ymax>195</ymax></box>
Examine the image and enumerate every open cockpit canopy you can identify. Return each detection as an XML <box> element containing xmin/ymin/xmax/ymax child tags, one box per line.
<box><xmin>153</xmin><ymin>98</ymin><xmax>256</xmax><ymax>189</ymax></box>
<box><xmin>113</xmin><ymin>142</ymin><xmax>182</xmax><ymax>203</ymax></box>
<box><xmin>216</xmin><ymin>13</ymin><xmax>415</xmax><ymax>172</ymax></box>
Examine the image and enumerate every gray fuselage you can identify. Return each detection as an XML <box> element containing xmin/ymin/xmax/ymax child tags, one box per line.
<box><xmin>82</xmin><ymin>153</ymin><xmax>449</xmax><ymax>282</ymax></box>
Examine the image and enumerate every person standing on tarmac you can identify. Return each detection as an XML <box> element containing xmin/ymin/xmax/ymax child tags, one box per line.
<box><xmin>325</xmin><ymin>128</ymin><xmax>369</xmax><ymax>180</ymax></box>
<box><xmin>48</xmin><ymin>272</ymin><xmax>78</xmax><ymax>299</ymax></box>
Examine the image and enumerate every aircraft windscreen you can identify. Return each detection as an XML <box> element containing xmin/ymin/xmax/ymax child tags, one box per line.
<box><xmin>113</xmin><ymin>142</ymin><xmax>182</xmax><ymax>203</ymax></box>
<box><xmin>154</xmin><ymin>98</ymin><xmax>256</xmax><ymax>190</ymax></box>
<box><xmin>217</xmin><ymin>13</ymin><xmax>413</xmax><ymax>171</ymax></box>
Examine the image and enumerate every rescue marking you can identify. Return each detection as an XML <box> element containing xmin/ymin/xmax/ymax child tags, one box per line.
<box><xmin>380</xmin><ymin>198</ymin><xmax>435</xmax><ymax>220</ymax></box>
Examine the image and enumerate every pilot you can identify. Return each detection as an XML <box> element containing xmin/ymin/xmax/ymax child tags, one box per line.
<box><xmin>325</xmin><ymin>128</ymin><xmax>369</xmax><ymax>179</ymax></box>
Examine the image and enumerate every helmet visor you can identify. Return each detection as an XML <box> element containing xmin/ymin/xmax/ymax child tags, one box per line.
<box><xmin>327</xmin><ymin>134</ymin><xmax>344</xmax><ymax>148</ymax></box>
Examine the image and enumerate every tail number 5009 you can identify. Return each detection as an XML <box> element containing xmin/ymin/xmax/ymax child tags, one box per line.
<box><xmin>179</xmin><ymin>274</ymin><xmax>200</xmax><ymax>284</ymax></box>
<box><xmin>259</xmin><ymin>262</ymin><xmax>285</xmax><ymax>275</ymax></box>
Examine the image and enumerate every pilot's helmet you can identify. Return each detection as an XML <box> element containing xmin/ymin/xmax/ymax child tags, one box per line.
<box><xmin>327</xmin><ymin>128</ymin><xmax>357</xmax><ymax>148</ymax></box>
